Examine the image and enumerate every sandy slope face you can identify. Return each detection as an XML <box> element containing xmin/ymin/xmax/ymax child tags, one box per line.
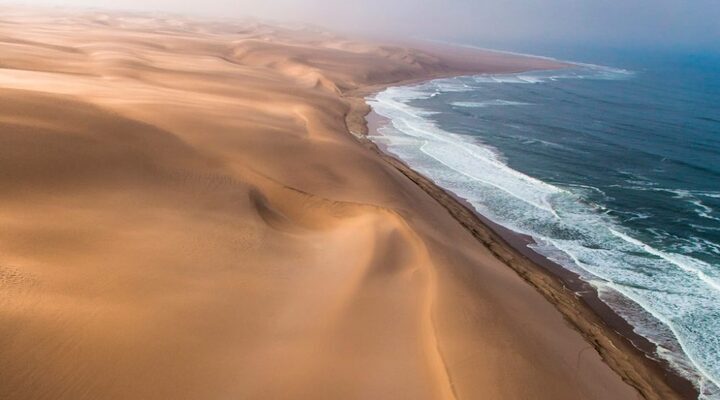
<box><xmin>0</xmin><ymin>8</ymin><xmax>637</xmax><ymax>400</ymax></box>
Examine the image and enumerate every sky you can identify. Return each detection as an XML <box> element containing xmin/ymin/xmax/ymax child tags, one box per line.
<box><xmin>9</xmin><ymin>0</ymin><xmax>720</xmax><ymax>51</ymax></box>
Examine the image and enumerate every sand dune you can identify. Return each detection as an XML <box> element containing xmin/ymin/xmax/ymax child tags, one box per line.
<box><xmin>0</xmin><ymin>7</ymin><xmax>647</xmax><ymax>400</ymax></box>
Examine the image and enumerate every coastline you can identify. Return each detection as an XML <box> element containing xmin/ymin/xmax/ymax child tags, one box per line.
<box><xmin>0</xmin><ymin>8</ymin><xmax>699</xmax><ymax>398</ymax></box>
<box><xmin>346</xmin><ymin>87</ymin><xmax>699</xmax><ymax>400</ymax></box>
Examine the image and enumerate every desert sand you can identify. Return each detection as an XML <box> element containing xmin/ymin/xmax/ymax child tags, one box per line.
<box><xmin>0</xmin><ymin>7</ymin><xmax>672</xmax><ymax>400</ymax></box>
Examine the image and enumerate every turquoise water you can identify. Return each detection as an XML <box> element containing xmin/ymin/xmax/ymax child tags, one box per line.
<box><xmin>368</xmin><ymin>49</ymin><xmax>720</xmax><ymax>398</ymax></box>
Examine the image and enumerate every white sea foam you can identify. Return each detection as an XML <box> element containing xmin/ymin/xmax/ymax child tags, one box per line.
<box><xmin>451</xmin><ymin>99</ymin><xmax>533</xmax><ymax>108</ymax></box>
<box><xmin>469</xmin><ymin>65</ymin><xmax>634</xmax><ymax>85</ymax></box>
<box><xmin>367</xmin><ymin>71</ymin><xmax>720</xmax><ymax>398</ymax></box>
<box><xmin>691</xmin><ymin>199</ymin><xmax>720</xmax><ymax>222</ymax></box>
<box><xmin>630</xmin><ymin>188</ymin><xmax>720</xmax><ymax>222</ymax></box>
<box><xmin>609</xmin><ymin>229</ymin><xmax>720</xmax><ymax>293</ymax></box>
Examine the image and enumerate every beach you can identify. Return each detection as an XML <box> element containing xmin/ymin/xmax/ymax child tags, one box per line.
<box><xmin>0</xmin><ymin>7</ymin><xmax>684</xmax><ymax>399</ymax></box>
<box><xmin>363</xmin><ymin>110</ymin><xmax>699</xmax><ymax>399</ymax></box>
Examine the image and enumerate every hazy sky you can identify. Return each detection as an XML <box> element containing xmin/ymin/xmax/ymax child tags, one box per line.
<box><xmin>10</xmin><ymin>0</ymin><xmax>720</xmax><ymax>50</ymax></box>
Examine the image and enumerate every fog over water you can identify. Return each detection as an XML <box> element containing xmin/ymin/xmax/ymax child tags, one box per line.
<box><xmin>9</xmin><ymin>0</ymin><xmax>720</xmax><ymax>51</ymax></box>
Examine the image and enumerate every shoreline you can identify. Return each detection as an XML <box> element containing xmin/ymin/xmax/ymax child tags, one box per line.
<box><xmin>345</xmin><ymin>82</ymin><xmax>699</xmax><ymax>400</ymax></box>
<box><xmin>0</xmin><ymin>8</ymin><xmax>701</xmax><ymax>397</ymax></box>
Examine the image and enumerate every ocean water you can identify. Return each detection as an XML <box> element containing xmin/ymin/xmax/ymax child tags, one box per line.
<box><xmin>368</xmin><ymin>49</ymin><xmax>720</xmax><ymax>398</ymax></box>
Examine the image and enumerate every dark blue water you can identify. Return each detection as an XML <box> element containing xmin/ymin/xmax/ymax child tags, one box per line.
<box><xmin>369</xmin><ymin>49</ymin><xmax>720</xmax><ymax>398</ymax></box>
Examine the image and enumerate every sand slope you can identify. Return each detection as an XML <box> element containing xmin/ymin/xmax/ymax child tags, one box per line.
<box><xmin>0</xmin><ymin>8</ymin><xmax>640</xmax><ymax>399</ymax></box>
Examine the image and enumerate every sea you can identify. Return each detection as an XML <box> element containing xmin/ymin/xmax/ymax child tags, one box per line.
<box><xmin>367</xmin><ymin>46</ymin><xmax>720</xmax><ymax>399</ymax></box>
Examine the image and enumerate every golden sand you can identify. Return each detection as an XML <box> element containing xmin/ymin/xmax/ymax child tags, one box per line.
<box><xmin>0</xmin><ymin>7</ymin><xmax>646</xmax><ymax>399</ymax></box>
